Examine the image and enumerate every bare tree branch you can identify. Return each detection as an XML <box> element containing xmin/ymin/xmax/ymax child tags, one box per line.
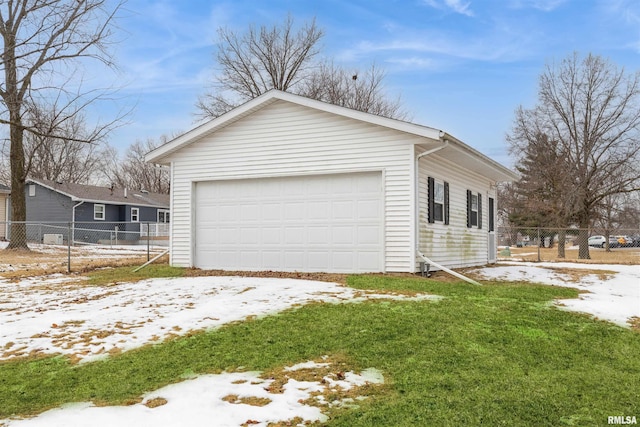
<box><xmin>0</xmin><ymin>0</ymin><xmax>127</xmax><ymax>250</ymax></box>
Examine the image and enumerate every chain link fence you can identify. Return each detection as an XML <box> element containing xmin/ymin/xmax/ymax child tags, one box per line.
<box><xmin>496</xmin><ymin>226</ymin><xmax>640</xmax><ymax>263</ymax></box>
<box><xmin>0</xmin><ymin>221</ymin><xmax>169</xmax><ymax>273</ymax></box>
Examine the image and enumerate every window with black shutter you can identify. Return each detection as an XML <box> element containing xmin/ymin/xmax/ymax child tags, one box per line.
<box><xmin>467</xmin><ymin>190</ymin><xmax>480</xmax><ymax>228</ymax></box>
<box><xmin>428</xmin><ymin>177</ymin><xmax>447</xmax><ymax>223</ymax></box>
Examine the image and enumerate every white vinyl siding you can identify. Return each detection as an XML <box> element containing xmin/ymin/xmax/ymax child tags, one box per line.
<box><xmin>167</xmin><ymin>100</ymin><xmax>424</xmax><ymax>272</ymax></box>
<box><xmin>417</xmin><ymin>147</ymin><xmax>495</xmax><ymax>269</ymax></box>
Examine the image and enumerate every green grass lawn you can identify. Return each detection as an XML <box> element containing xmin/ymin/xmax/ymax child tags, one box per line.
<box><xmin>1</xmin><ymin>272</ymin><xmax>638</xmax><ymax>426</ymax></box>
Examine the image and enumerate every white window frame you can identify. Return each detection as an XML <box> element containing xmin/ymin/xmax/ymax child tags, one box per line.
<box><xmin>433</xmin><ymin>181</ymin><xmax>445</xmax><ymax>222</ymax></box>
<box><xmin>28</xmin><ymin>185</ymin><xmax>36</xmax><ymax>197</ymax></box>
<box><xmin>131</xmin><ymin>207</ymin><xmax>139</xmax><ymax>222</ymax></box>
<box><xmin>470</xmin><ymin>194</ymin><xmax>479</xmax><ymax>227</ymax></box>
<box><xmin>94</xmin><ymin>204</ymin><xmax>105</xmax><ymax>221</ymax></box>
<box><xmin>157</xmin><ymin>209</ymin><xmax>170</xmax><ymax>223</ymax></box>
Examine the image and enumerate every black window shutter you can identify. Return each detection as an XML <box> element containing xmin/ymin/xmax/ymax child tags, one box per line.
<box><xmin>466</xmin><ymin>190</ymin><xmax>472</xmax><ymax>228</ymax></box>
<box><xmin>444</xmin><ymin>181</ymin><xmax>450</xmax><ymax>225</ymax></box>
<box><xmin>478</xmin><ymin>193</ymin><xmax>483</xmax><ymax>229</ymax></box>
<box><xmin>427</xmin><ymin>177</ymin><xmax>435</xmax><ymax>224</ymax></box>
<box><xmin>489</xmin><ymin>197</ymin><xmax>495</xmax><ymax>231</ymax></box>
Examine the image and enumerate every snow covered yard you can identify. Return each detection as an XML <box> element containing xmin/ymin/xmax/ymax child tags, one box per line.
<box><xmin>0</xmin><ymin>275</ymin><xmax>434</xmax><ymax>363</ymax></box>
<box><xmin>0</xmin><ymin>273</ymin><xmax>432</xmax><ymax>426</ymax></box>
<box><xmin>0</xmin><ymin>261</ymin><xmax>638</xmax><ymax>426</ymax></box>
<box><xmin>473</xmin><ymin>261</ymin><xmax>640</xmax><ymax>328</ymax></box>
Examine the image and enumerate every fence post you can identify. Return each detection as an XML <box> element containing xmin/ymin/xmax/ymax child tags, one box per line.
<box><xmin>67</xmin><ymin>222</ymin><xmax>71</xmax><ymax>273</ymax></box>
<box><xmin>147</xmin><ymin>223</ymin><xmax>150</xmax><ymax>262</ymax></box>
<box><xmin>537</xmin><ymin>227</ymin><xmax>541</xmax><ymax>262</ymax></box>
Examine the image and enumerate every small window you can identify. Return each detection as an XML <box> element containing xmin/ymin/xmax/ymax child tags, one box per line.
<box><xmin>158</xmin><ymin>209</ymin><xmax>170</xmax><ymax>223</ymax></box>
<box><xmin>433</xmin><ymin>182</ymin><xmax>444</xmax><ymax>222</ymax></box>
<box><xmin>131</xmin><ymin>207</ymin><xmax>139</xmax><ymax>222</ymax></box>
<box><xmin>428</xmin><ymin>177</ymin><xmax>449</xmax><ymax>224</ymax></box>
<box><xmin>28</xmin><ymin>185</ymin><xmax>36</xmax><ymax>197</ymax></box>
<box><xmin>467</xmin><ymin>191</ymin><xmax>482</xmax><ymax>228</ymax></box>
<box><xmin>94</xmin><ymin>204</ymin><xmax>105</xmax><ymax>221</ymax></box>
<box><xmin>471</xmin><ymin>194</ymin><xmax>479</xmax><ymax>227</ymax></box>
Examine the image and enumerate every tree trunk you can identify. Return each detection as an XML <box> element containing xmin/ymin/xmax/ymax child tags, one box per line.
<box><xmin>6</xmin><ymin>111</ymin><xmax>29</xmax><ymax>250</ymax></box>
<box><xmin>557</xmin><ymin>229</ymin><xmax>566</xmax><ymax>258</ymax></box>
<box><xmin>577</xmin><ymin>214</ymin><xmax>590</xmax><ymax>260</ymax></box>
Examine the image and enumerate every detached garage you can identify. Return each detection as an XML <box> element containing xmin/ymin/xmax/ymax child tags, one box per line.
<box><xmin>146</xmin><ymin>90</ymin><xmax>517</xmax><ymax>274</ymax></box>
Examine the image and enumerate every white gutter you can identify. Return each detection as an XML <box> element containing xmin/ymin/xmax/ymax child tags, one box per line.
<box><xmin>415</xmin><ymin>139</ymin><xmax>482</xmax><ymax>286</ymax></box>
<box><xmin>71</xmin><ymin>201</ymin><xmax>84</xmax><ymax>244</ymax></box>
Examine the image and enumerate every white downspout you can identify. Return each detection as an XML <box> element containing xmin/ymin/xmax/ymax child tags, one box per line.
<box><xmin>415</xmin><ymin>139</ymin><xmax>482</xmax><ymax>286</ymax></box>
<box><xmin>71</xmin><ymin>201</ymin><xmax>84</xmax><ymax>244</ymax></box>
<box><xmin>4</xmin><ymin>195</ymin><xmax>8</xmax><ymax>239</ymax></box>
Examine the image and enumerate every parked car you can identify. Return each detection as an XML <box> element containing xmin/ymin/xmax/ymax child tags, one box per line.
<box><xmin>609</xmin><ymin>236</ymin><xmax>621</xmax><ymax>248</ymax></box>
<box><xmin>588</xmin><ymin>235</ymin><xmax>606</xmax><ymax>248</ymax></box>
<box><xmin>629</xmin><ymin>235</ymin><xmax>640</xmax><ymax>247</ymax></box>
<box><xmin>587</xmin><ymin>235</ymin><xmax>622</xmax><ymax>248</ymax></box>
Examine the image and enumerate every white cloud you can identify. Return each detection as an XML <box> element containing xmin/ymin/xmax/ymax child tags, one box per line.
<box><xmin>444</xmin><ymin>0</ymin><xmax>474</xmax><ymax>16</ymax></box>
<box><xmin>422</xmin><ymin>0</ymin><xmax>474</xmax><ymax>16</ymax></box>
<box><xmin>507</xmin><ymin>0</ymin><xmax>568</xmax><ymax>12</ymax></box>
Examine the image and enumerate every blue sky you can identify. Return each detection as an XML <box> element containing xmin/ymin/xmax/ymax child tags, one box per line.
<box><xmin>99</xmin><ymin>0</ymin><xmax>640</xmax><ymax>167</ymax></box>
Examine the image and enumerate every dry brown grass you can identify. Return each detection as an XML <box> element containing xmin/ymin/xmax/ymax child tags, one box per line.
<box><xmin>506</xmin><ymin>246</ymin><xmax>640</xmax><ymax>264</ymax></box>
<box><xmin>0</xmin><ymin>247</ymin><xmax>167</xmax><ymax>279</ymax></box>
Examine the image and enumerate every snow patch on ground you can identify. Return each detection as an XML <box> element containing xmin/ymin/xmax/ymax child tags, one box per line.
<box><xmin>0</xmin><ymin>275</ymin><xmax>438</xmax><ymax>363</ymax></box>
<box><xmin>1</xmin><ymin>360</ymin><xmax>384</xmax><ymax>427</ymax></box>
<box><xmin>474</xmin><ymin>262</ymin><xmax>640</xmax><ymax>327</ymax></box>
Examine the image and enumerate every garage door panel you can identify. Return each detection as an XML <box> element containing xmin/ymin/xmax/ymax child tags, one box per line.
<box><xmin>194</xmin><ymin>172</ymin><xmax>383</xmax><ymax>273</ymax></box>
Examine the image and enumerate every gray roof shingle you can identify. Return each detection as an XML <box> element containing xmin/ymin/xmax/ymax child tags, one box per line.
<box><xmin>27</xmin><ymin>179</ymin><xmax>169</xmax><ymax>208</ymax></box>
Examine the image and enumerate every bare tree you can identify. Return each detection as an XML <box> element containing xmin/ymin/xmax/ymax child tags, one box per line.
<box><xmin>196</xmin><ymin>15</ymin><xmax>323</xmax><ymax>118</ymax></box>
<box><xmin>17</xmin><ymin>102</ymin><xmax>109</xmax><ymax>184</ymax></box>
<box><xmin>196</xmin><ymin>16</ymin><xmax>407</xmax><ymax>120</ymax></box>
<box><xmin>507</xmin><ymin>53</ymin><xmax>640</xmax><ymax>259</ymax></box>
<box><xmin>0</xmin><ymin>0</ymin><xmax>125</xmax><ymax>249</ymax></box>
<box><xmin>300</xmin><ymin>61</ymin><xmax>408</xmax><ymax>120</ymax></box>
<box><xmin>105</xmin><ymin>136</ymin><xmax>170</xmax><ymax>195</ymax></box>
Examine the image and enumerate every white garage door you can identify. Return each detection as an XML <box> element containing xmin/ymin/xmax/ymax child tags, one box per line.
<box><xmin>194</xmin><ymin>172</ymin><xmax>383</xmax><ymax>273</ymax></box>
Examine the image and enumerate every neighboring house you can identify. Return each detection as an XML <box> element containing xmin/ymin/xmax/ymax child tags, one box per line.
<box><xmin>23</xmin><ymin>178</ymin><xmax>170</xmax><ymax>244</ymax></box>
<box><xmin>0</xmin><ymin>184</ymin><xmax>9</xmax><ymax>240</ymax></box>
<box><xmin>146</xmin><ymin>90</ymin><xmax>518</xmax><ymax>274</ymax></box>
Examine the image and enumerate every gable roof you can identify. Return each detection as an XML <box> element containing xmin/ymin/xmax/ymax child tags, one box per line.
<box><xmin>146</xmin><ymin>89</ymin><xmax>518</xmax><ymax>182</ymax></box>
<box><xmin>27</xmin><ymin>178</ymin><xmax>170</xmax><ymax>209</ymax></box>
<box><xmin>0</xmin><ymin>184</ymin><xmax>9</xmax><ymax>194</ymax></box>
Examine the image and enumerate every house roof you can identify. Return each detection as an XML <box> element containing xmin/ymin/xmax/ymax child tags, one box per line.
<box><xmin>0</xmin><ymin>184</ymin><xmax>9</xmax><ymax>194</ymax></box>
<box><xmin>146</xmin><ymin>89</ymin><xmax>518</xmax><ymax>183</ymax></box>
<box><xmin>27</xmin><ymin>179</ymin><xmax>170</xmax><ymax>209</ymax></box>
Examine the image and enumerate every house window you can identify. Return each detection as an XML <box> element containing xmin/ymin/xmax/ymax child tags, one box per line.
<box><xmin>94</xmin><ymin>204</ymin><xmax>105</xmax><ymax>221</ymax></box>
<box><xmin>28</xmin><ymin>185</ymin><xmax>35</xmax><ymax>197</ymax></box>
<box><xmin>131</xmin><ymin>207</ymin><xmax>139</xmax><ymax>222</ymax></box>
<box><xmin>428</xmin><ymin>177</ymin><xmax>449</xmax><ymax>224</ymax></box>
<box><xmin>158</xmin><ymin>209</ymin><xmax>170</xmax><ymax>223</ymax></box>
<box><xmin>466</xmin><ymin>191</ymin><xmax>482</xmax><ymax>228</ymax></box>
<box><xmin>471</xmin><ymin>194</ymin><xmax>479</xmax><ymax>227</ymax></box>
